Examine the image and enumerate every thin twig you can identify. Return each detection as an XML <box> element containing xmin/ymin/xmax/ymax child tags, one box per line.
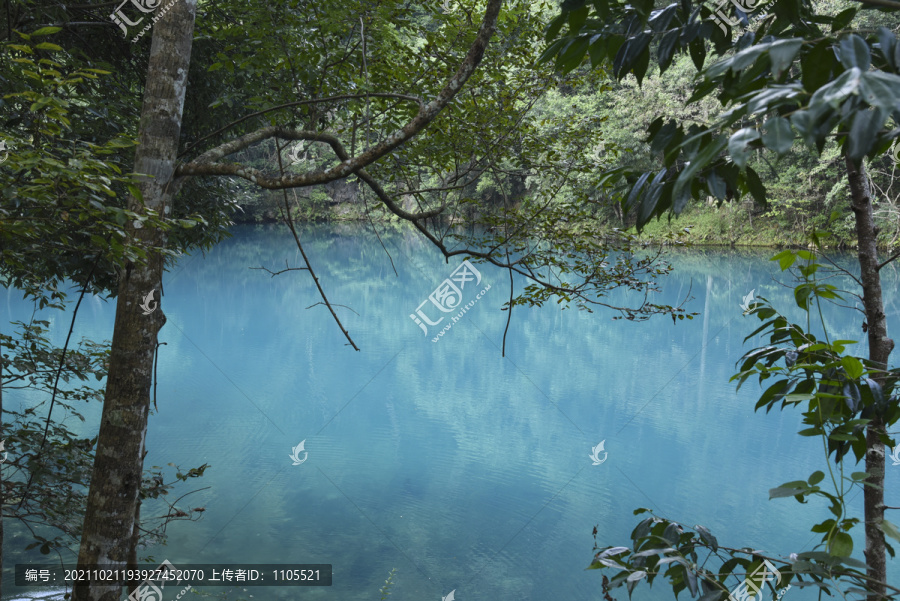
<box><xmin>877</xmin><ymin>248</ymin><xmax>900</xmax><ymax>271</ymax></box>
<box><xmin>275</xmin><ymin>139</ymin><xmax>360</xmax><ymax>351</ymax></box>
<box><xmin>17</xmin><ymin>249</ymin><xmax>103</xmax><ymax>510</ymax></box>
<box><xmin>502</xmin><ymin>248</ymin><xmax>514</xmax><ymax>357</ymax></box>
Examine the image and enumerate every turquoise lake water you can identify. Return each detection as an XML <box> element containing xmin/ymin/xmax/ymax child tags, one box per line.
<box><xmin>3</xmin><ymin>224</ymin><xmax>899</xmax><ymax>601</ymax></box>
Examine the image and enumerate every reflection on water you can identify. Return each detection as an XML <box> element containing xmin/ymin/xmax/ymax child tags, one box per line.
<box><xmin>3</xmin><ymin>224</ymin><xmax>899</xmax><ymax>600</ymax></box>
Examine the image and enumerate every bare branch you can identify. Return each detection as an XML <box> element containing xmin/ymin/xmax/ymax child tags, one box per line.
<box><xmin>178</xmin><ymin>93</ymin><xmax>423</xmax><ymax>159</ymax></box>
<box><xmin>878</xmin><ymin>248</ymin><xmax>900</xmax><ymax>271</ymax></box>
<box><xmin>275</xmin><ymin>140</ymin><xmax>360</xmax><ymax>351</ymax></box>
<box><xmin>251</xmin><ymin>261</ymin><xmax>310</xmax><ymax>277</ymax></box>
<box><xmin>305</xmin><ymin>302</ymin><xmax>360</xmax><ymax>316</ymax></box>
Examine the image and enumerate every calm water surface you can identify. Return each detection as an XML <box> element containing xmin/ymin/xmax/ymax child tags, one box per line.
<box><xmin>3</xmin><ymin>224</ymin><xmax>899</xmax><ymax>601</ymax></box>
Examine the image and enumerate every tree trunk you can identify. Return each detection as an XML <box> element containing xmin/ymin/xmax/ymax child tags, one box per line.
<box><xmin>1</xmin><ymin>335</ymin><xmax>4</xmax><ymax>601</ymax></box>
<box><xmin>73</xmin><ymin>3</ymin><xmax>196</xmax><ymax>600</ymax></box>
<box><xmin>845</xmin><ymin>156</ymin><xmax>894</xmax><ymax>601</ymax></box>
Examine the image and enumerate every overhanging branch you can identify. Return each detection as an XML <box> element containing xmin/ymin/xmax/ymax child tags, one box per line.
<box><xmin>175</xmin><ymin>0</ymin><xmax>503</xmax><ymax>185</ymax></box>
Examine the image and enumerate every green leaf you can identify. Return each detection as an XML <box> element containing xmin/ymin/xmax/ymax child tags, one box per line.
<box><xmin>847</xmin><ymin>107</ymin><xmax>888</xmax><ymax>160</ymax></box>
<box><xmin>706</xmin><ymin>169</ymin><xmax>726</xmax><ymax>200</ymax></box>
<box><xmin>832</xmin><ymin>7</ymin><xmax>858</xmax><ymax>32</ymax></box>
<box><xmin>545</xmin><ymin>13</ymin><xmax>567</xmax><ymax>42</ymax></box>
<box><xmin>768</xmin><ymin>39</ymin><xmax>803</xmax><ymax>78</ymax></box>
<box><xmin>840</xmin><ymin>34</ymin><xmax>870</xmax><ymax>70</ymax></box>
<box><xmin>728</xmin><ymin>128</ymin><xmax>760</xmax><ymax>169</ymax></box>
<box><xmin>877</xmin><ymin>27</ymin><xmax>896</xmax><ymax>70</ymax></box>
<box><xmin>810</xmin><ymin>67</ymin><xmax>862</xmax><ymax>109</ymax></box>
<box><xmin>830</xmin><ymin>532</ymin><xmax>853</xmax><ymax>556</ymax></box>
<box><xmin>880</xmin><ymin>519</ymin><xmax>900</xmax><ymax>543</ymax></box>
<box><xmin>694</xmin><ymin>525</ymin><xmax>719</xmax><ymax>552</ymax></box>
<box><xmin>707</xmin><ymin>43</ymin><xmax>770</xmax><ymax>78</ymax></box>
<box><xmin>683</xmin><ymin>565</ymin><xmax>698</xmax><ymax>597</ymax></box>
<box><xmin>841</xmin><ymin>356</ymin><xmax>864</xmax><ymax>380</ymax></box>
<box><xmin>632</xmin><ymin>0</ymin><xmax>654</xmax><ymax>17</ymax></box>
<box><xmin>589</xmin><ymin>37</ymin><xmax>607</xmax><ymax>67</ymax></box>
<box><xmin>801</xmin><ymin>40</ymin><xmax>834</xmax><ymax>92</ymax></box>
<box><xmin>770</xmin><ymin>485</ymin><xmax>807</xmax><ymax>499</ymax></box>
<box><xmin>808</xmin><ymin>470</ymin><xmax>825</xmax><ymax>485</ymax></box>
<box><xmin>637</xmin><ymin>168</ymin><xmax>668</xmax><ymax>227</ymax></box>
<box><xmin>858</xmin><ymin>71</ymin><xmax>900</xmax><ymax>111</ymax></box>
<box><xmin>539</xmin><ymin>38</ymin><xmax>569</xmax><ymax>64</ymax></box>
<box><xmin>744</xmin><ymin>167</ymin><xmax>766</xmax><ymax>205</ymax></box>
<box><xmin>658</xmin><ymin>30</ymin><xmax>681</xmax><ymax>73</ymax></box>
<box><xmin>689</xmin><ymin>38</ymin><xmax>705</xmax><ymax>71</ymax></box>
<box><xmin>671</xmin><ymin>136</ymin><xmax>728</xmax><ymax>212</ymax></box>
<box><xmin>614</xmin><ymin>33</ymin><xmax>651</xmax><ymax>79</ymax></box>
<box><xmin>108</xmin><ymin>137</ymin><xmax>136</xmax><ymax>148</ymax></box>
<box><xmin>761</xmin><ymin>116</ymin><xmax>794</xmax><ymax>154</ymax></box>
<box><xmin>557</xmin><ymin>37</ymin><xmax>591</xmax><ymax>73</ymax></box>
<box><xmin>34</xmin><ymin>42</ymin><xmax>63</xmax><ymax>51</ymax></box>
<box><xmin>568</xmin><ymin>6</ymin><xmax>590</xmax><ymax>32</ymax></box>
<box><xmin>32</xmin><ymin>26</ymin><xmax>63</xmax><ymax>36</ymax></box>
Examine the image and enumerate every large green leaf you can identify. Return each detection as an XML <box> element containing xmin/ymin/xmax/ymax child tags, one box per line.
<box><xmin>809</xmin><ymin>67</ymin><xmax>861</xmax><ymax>109</ymax></box>
<box><xmin>744</xmin><ymin>167</ymin><xmax>767</xmax><ymax>205</ymax></box>
<box><xmin>858</xmin><ymin>71</ymin><xmax>900</xmax><ymax>111</ymax></box>
<box><xmin>761</xmin><ymin>116</ymin><xmax>794</xmax><ymax>154</ymax></box>
<box><xmin>881</xmin><ymin>519</ymin><xmax>900</xmax><ymax>543</ymax></box>
<box><xmin>636</xmin><ymin>168</ymin><xmax>669</xmax><ymax>227</ymax></box>
<box><xmin>829</xmin><ymin>532</ymin><xmax>853</xmax><ymax>556</ymax></box>
<box><xmin>706</xmin><ymin>42</ymin><xmax>771</xmax><ymax>78</ymax></box>
<box><xmin>671</xmin><ymin>135</ymin><xmax>728</xmax><ymax>211</ymax></box>
<box><xmin>657</xmin><ymin>29</ymin><xmax>681</xmax><ymax>73</ymax></box>
<box><xmin>877</xmin><ymin>27</ymin><xmax>896</xmax><ymax>70</ymax></box>
<box><xmin>841</xmin><ymin>356</ymin><xmax>864</xmax><ymax>380</ymax></box>
<box><xmin>801</xmin><ymin>40</ymin><xmax>834</xmax><ymax>92</ymax></box>
<box><xmin>846</xmin><ymin>107</ymin><xmax>888</xmax><ymax>160</ymax></box>
<box><xmin>768</xmin><ymin>39</ymin><xmax>803</xmax><ymax>78</ymax></box>
<box><xmin>839</xmin><ymin>34</ymin><xmax>870</xmax><ymax>70</ymax></box>
<box><xmin>728</xmin><ymin>128</ymin><xmax>760</xmax><ymax>169</ymax></box>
